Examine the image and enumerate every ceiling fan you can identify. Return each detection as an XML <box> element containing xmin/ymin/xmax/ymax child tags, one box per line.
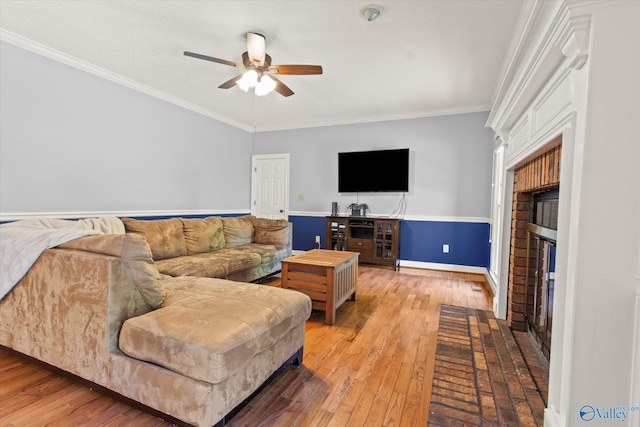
<box><xmin>184</xmin><ymin>32</ymin><xmax>323</xmax><ymax>97</ymax></box>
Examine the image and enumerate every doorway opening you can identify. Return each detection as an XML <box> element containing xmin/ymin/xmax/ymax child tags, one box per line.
<box><xmin>251</xmin><ymin>154</ymin><xmax>290</xmax><ymax>220</ymax></box>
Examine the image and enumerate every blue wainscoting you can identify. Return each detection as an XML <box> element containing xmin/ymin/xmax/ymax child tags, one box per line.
<box><xmin>2</xmin><ymin>213</ymin><xmax>490</xmax><ymax>269</ymax></box>
<box><xmin>400</xmin><ymin>220</ymin><xmax>490</xmax><ymax>268</ymax></box>
<box><xmin>288</xmin><ymin>215</ymin><xmax>490</xmax><ymax>269</ymax></box>
<box><xmin>289</xmin><ymin>215</ymin><xmax>328</xmax><ymax>251</ymax></box>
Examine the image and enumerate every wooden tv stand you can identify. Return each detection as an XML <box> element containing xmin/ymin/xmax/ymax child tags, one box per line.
<box><xmin>326</xmin><ymin>216</ymin><xmax>400</xmax><ymax>270</ymax></box>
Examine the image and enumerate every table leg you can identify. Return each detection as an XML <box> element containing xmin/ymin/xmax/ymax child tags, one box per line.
<box><xmin>326</xmin><ymin>268</ymin><xmax>335</xmax><ymax>325</ymax></box>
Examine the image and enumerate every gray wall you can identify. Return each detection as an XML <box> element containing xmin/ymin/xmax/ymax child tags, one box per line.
<box><xmin>1</xmin><ymin>40</ymin><xmax>494</xmax><ymax>222</ymax></box>
<box><xmin>0</xmin><ymin>41</ymin><xmax>252</xmax><ymax>216</ymax></box>
<box><xmin>252</xmin><ymin>113</ymin><xmax>494</xmax><ymax>219</ymax></box>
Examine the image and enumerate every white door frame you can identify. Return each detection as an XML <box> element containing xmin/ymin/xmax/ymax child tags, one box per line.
<box><xmin>250</xmin><ymin>153</ymin><xmax>290</xmax><ymax>219</ymax></box>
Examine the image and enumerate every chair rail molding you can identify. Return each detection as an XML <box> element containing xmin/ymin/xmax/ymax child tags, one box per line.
<box><xmin>0</xmin><ymin>209</ymin><xmax>250</xmax><ymax>222</ymax></box>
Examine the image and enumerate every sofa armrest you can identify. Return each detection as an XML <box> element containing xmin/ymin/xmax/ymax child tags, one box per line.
<box><xmin>252</xmin><ymin>218</ymin><xmax>292</xmax><ymax>247</ymax></box>
<box><xmin>58</xmin><ymin>234</ymin><xmax>164</xmax><ymax>309</ymax></box>
<box><xmin>0</xmin><ymin>246</ymin><xmax>155</xmax><ymax>370</ymax></box>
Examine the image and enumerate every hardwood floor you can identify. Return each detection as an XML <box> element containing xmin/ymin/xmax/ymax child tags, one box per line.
<box><xmin>0</xmin><ymin>266</ymin><xmax>492</xmax><ymax>427</ymax></box>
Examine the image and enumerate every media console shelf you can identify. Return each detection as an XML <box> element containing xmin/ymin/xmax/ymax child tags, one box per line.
<box><xmin>326</xmin><ymin>216</ymin><xmax>400</xmax><ymax>270</ymax></box>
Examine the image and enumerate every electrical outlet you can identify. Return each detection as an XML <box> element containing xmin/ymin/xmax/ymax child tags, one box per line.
<box><xmin>443</xmin><ymin>244</ymin><xmax>449</xmax><ymax>253</ymax></box>
<box><xmin>315</xmin><ymin>235</ymin><xmax>321</xmax><ymax>244</ymax></box>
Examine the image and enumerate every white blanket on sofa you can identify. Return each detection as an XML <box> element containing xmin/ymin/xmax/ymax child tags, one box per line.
<box><xmin>0</xmin><ymin>216</ymin><xmax>125</xmax><ymax>300</ymax></box>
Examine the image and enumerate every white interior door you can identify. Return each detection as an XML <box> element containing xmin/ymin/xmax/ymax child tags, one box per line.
<box><xmin>251</xmin><ymin>154</ymin><xmax>290</xmax><ymax>219</ymax></box>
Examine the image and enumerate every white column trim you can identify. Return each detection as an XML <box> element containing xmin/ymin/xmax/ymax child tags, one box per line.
<box><xmin>630</xmin><ymin>294</ymin><xmax>640</xmax><ymax>427</ymax></box>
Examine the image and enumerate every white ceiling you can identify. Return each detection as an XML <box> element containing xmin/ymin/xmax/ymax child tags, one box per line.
<box><xmin>0</xmin><ymin>0</ymin><xmax>526</xmax><ymax>132</ymax></box>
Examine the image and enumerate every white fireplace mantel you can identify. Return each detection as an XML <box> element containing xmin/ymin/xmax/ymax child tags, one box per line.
<box><xmin>486</xmin><ymin>1</ymin><xmax>640</xmax><ymax>426</ymax></box>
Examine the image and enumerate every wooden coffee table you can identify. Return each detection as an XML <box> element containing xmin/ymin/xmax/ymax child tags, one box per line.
<box><xmin>281</xmin><ymin>249</ymin><xmax>359</xmax><ymax>325</ymax></box>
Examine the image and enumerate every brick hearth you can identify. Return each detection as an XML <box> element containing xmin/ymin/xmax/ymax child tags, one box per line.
<box><xmin>429</xmin><ymin>305</ymin><xmax>548</xmax><ymax>426</ymax></box>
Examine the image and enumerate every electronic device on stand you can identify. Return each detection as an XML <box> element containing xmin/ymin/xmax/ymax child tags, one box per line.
<box><xmin>348</xmin><ymin>203</ymin><xmax>368</xmax><ymax>217</ymax></box>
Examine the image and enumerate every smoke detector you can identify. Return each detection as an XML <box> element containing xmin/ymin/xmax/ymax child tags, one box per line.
<box><xmin>360</xmin><ymin>4</ymin><xmax>384</xmax><ymax>22</ymax></box>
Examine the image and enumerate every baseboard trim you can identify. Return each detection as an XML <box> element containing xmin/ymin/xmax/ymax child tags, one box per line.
<box><xmin>399</xmin><ymin>260</ymin><xmax>488</xmax><ymax>275</ymax></box>
<box><xmin>544</xmin><ymin>405</ymin><xmax>564</xmax><ymax>427</ymax></box>
<box><xmin>485</xmin><ymin>271</ymin><xmax>499</xmax><ymax>296</ymax></box>
<box><xmin>292</xmin><ymin>253</ymin><xmax>489</xmax><ymax>276</ymax></box>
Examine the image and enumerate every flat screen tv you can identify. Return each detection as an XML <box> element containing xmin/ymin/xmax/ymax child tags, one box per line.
<box><xmin>338</xmin><ymin>148</ymin><xmax>409</xmax><ymax>193</ymax></box>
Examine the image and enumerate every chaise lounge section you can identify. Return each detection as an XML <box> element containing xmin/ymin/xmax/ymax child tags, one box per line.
<box><xmin>0</xmin><ymin>223</ymin><xmax>311</xmax><ymax>427</ymax></box>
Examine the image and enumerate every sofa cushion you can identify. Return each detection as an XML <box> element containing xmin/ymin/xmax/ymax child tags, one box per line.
<box><xmin>181</xmin><ymin>216</ymin><xmax>225</xmax><ymax>255</ymax></box>
<box><xmin>227</xmin><ymin>243</ymin><xmax>290</xmax><ymax>265</ymax></box>
<box><xmin>122</xmin><ymin>218</ymin><xmax>186</xmax><ymax>261</ymax></box>
<box><xmin>220</xmin><ymin>249</ymin><xmax>262</xmax><ymax>274</ymax></box>
<box><xmin>58</xmin><ymin>233</ymin><xmax>165</xmax><ymax>309</ymax></box>
<box><xmin>155</xmin><ymin>249</ymin><xmax>261</xmax><ymax>278</ymax></box>
<box><xmin>155</xmin><ymin>254</ymin><xmax>228</xmax><ymax>278</ymax></box>
<box><xmin>119</xmin><ymin>276</ymin><xmax>312</xmax><ymax>384</ymax></box>
<box><xmin>252</xmin><ymin>218</ymin><xmax>290</xmax><ymax>246</ymax></box>
<box><xmin>222</xmin><ymin>215</ymin><xmax>255</xmax><ymax>248</ymax></box>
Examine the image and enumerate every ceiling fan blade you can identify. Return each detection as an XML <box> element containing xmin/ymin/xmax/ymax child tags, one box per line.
<box><xmin>218</xmin><ymin>74</ymin><xmax>243</xmax><ymax>89</ymax></box>
<box><xmin>247</xmin><ymin>32</ymin><xmax>266</xmax><ymax>66</ymax></box>
<box><xmin>270</xmin><ymin>76</ymin><xmax>294</xmax><ymax>97</ymax></box>
<box><xmin>268</xmin><ymin>64</ymin><xmax>323</xmax><ymax>75</ymax></box>
<box><xmin>184</xmin><ymin>51</ymin><xmax>242</xmax><ymax>68</ymax></box>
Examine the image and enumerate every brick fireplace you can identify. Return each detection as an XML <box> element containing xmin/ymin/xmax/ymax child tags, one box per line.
<box><xmin>507</xmin><ymin>137</ymin><xmax>562</xmax><ymax>338</ymax></box>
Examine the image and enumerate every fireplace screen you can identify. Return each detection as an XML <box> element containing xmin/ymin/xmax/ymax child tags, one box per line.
<box><xmin>525</xmin><ymin>224</ymin><xmax>557</xmax><ymax>359</ymax></box>
<box><xmin>524</xmin><ymin>189</ymin><xmax>559</xmax><ymax>359</ymax></box>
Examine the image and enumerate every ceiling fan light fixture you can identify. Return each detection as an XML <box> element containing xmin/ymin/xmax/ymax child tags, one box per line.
<box><xmin>247</xmin><ymin>32</ymin><xmax>266</xmax><ymax>65</ymax></box>
<box><xmin>237</xmin><ymin>69</ymin><xmax>258</xmax><ymax>91</ymax></box>
<box><xmin>255</xmin><ymin>75</ymin><xmax>277</xmax><ymax>96</ymax></box>
<box><xmin>360</xmin><ymin>4</ymin><xmax>383</xmax><ymax>22</ymax></box>
<box><xmin>185</xmin><ymin>31</ymin><xmax>322</xmax><ymax>97</ymax></box>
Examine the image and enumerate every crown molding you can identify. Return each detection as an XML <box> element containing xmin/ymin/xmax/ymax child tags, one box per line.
<box><xmin>1</xmin><ymin>28</ymin><xmax>492</xmax><ymax>135</ymax></box>
<box><xmin>253</xmin><ymin>105</ymin><xmax>492</xmax><ymax>133</ymax></box>
<box><xmin>0</xmin><ymin>29</ymin><xmax>254</xmax><ymax>133</ymax></box>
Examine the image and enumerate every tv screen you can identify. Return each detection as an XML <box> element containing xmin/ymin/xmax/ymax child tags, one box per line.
<box><xmin>338</xmin><ymin>148</ymin><xmax>409</xmax><ymax>192</ymax></box>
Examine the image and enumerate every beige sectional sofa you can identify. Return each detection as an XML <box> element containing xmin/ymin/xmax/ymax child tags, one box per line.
<box><xmin>122</xmin><ymin>215</ymin><xmax>292</xmax><ymax>282</ymax></box>
<box><xmin>0</xmin><ymin>216</ymin><xmax>311</xmax><ymax>427</ymax></box>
